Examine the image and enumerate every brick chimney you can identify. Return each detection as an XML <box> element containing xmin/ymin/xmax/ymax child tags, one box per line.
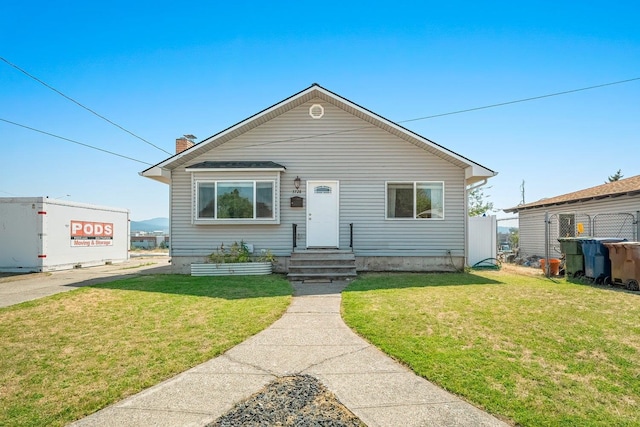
<box><xmin>176</xmin><ymin>134</ymin><xmax>196</xmax><ymax>154</ymax></box>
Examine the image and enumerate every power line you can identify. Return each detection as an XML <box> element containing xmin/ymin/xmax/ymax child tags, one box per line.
<box><xmin>217</xmin><ymin>76</ymin><xmax>640</xmax><ymax>152</ymax></box>
<box><xmin>4</xmin><ymin>66</ymin><xmax>638</xmax><ymax>162</ymax></box>
<box><xmin>238</xmin><ymin>76</ymin><xmax>640</xmax><ymax>150</ymax></box>
<box><xmin>398</xmin><ymin>77</ymin><xmax>640</xmax><ymax>123</ymax></box>
<box><xmin>0</xmin><ymin>56</ymin><xmax>172</xmax><ymax>155</ymax></box>
<box><xmin>0</xmin><ymin>118</ymin><xmax>153</xmax><ymax>165</ymax></box>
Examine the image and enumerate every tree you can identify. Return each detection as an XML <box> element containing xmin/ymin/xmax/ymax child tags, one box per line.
<box><xmin>508</xmin><ymin>227</ymin><xmax>519</xmax><ymax>249</ymax></box>
<box><xmin>468</xmin><ymin>187</ymin><xmax>494</xmax><ymax>217</ymax></box>
<box><xmin>217</xmin><ymin>189</ymin><xmax>253</xmax><ymax>218</ymax></box>
<box><xmin>606</xmin><ymin>169</ymin><xmax>623</xmax><ymax>183</ymax></box>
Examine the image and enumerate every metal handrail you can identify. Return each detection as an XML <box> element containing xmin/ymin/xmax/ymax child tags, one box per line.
<box><xmin>349</xmin><ymin>223</ymin><xmax>354</xmax><ymax>250</ymax></box>
<box><xmin>292</xmin><ymin>223</ymin><xmax>297</xmax><ymax>251</ymax></box>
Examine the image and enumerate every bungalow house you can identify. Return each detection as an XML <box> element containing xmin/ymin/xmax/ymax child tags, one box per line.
<box><xmin>141</xmin><ymin>84</ymin><xmax>496</xmax><ymax>277</ymax></box>
<box><xmin>504</xmin><ymin>175</ymin><xmax>640</xmax><ymax>258</ymax></box>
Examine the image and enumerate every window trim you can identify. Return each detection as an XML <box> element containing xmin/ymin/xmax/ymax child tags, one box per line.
<box><xmin>385</xmin><ymin>181</ymin><xmax>445</xmax><ymax>220</ymax></box>
<box><xmin>194</xmin><ymin>179</ymin><xmax>278</xmax><ymax>224</ymax></box>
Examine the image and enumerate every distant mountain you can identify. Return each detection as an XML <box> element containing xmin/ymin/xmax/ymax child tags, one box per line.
<box><xmin>131</xmin><ymin>217</ymin><xmax>169</xmax><ymax>233</ymax></box>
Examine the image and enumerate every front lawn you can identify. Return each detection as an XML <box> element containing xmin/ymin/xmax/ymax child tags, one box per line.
<box><xmin>0</xmin><ymin>274</ymin><xmax>291</xmax><ymax>427</ymax></box>
<box><xmin>342</xmin><ymin>268</ymin><xmax>640</xmax><ymax>426</ymax></box>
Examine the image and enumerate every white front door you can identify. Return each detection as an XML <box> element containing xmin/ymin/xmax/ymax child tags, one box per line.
<box><xmin>307</xmin><ymin>181</ymin><xmax>339</xmax><ymax>248</ymax></box>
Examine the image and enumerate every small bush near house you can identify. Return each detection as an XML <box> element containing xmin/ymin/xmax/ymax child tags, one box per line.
<box><xmin>208</xmin><ymin>241</ymin><xmax>276</xmax><ymax>264</ymax></box>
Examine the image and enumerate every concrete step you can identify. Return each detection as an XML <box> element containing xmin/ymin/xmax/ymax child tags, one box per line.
<box><xmin>291</xmin><ymin>252</ymin><xmax>355</xmax><ymax>259</ymax></box>
<box><xmin>287</xmin><ymin>272</ymin><xmax>358</xmax><ymax>281</ymax></box>
<box><xmin>289</xmin><ymin>267</ymin><xmax>357</xmax><ymax>276</ymax></box>
<box><xmin>289</xmin><ymin>264</ymin><xmax>357</xmax><ymax>271</ymax></box>
<box><xmin>289</xmin><ymin>260</ymin><xmax>356</xmax><ymax>268</ymax></box>
<box><xmin>288</xmin><ymin>250</ymin><xmax>357</xmax><ymax>282</ymax></box>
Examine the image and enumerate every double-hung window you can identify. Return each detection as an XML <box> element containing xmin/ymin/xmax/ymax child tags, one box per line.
<box><xmin>386</xmin><ymin>182</ymin><xmax>444</xmax><ymax>219</ymax></box>
<box><xmin>196</xmin><ymin>181</ymin><xmax>275</xmax><ymax>220</ymax></box>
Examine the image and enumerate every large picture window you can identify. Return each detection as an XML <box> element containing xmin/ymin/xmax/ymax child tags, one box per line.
<box><xmin>386</xmin><ymin>182</ymin><xmax>444</xmax><ymax>219</ymax></box>
<box><xmin>197</xmin><ymin>181</ymin><xmax>274</xmax><ymax>220</ymax></box>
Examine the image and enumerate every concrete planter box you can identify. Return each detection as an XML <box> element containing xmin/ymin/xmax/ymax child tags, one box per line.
<box><xmin>191</xmin><ymin>262</ymin><xmax>272</xmax><ymax>276</ymax></box>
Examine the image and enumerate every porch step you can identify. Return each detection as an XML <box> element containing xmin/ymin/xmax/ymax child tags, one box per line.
<box><xmin>287</xmin><ymin>272</ymin><xmax>358</xmax><ymax>281</ymax></box>
<box><xmin>288</xmin><ymin>250</ymin><xmax>357</xmax><ymax>282</ymax></box>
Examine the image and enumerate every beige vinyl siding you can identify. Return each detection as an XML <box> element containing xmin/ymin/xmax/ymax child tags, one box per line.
<box><xmin>517</xmin><ymin>210</ymin><xmax>548</xmax><ymax>258</ymax></box>
<box><xmin>517</xmin><ymin>195</ymin><xmax>640</xmax><ymax>258</ymax></box>
<box><xmin>170</xmin><ymin>98</ymin><xmax>466</xmax><ymax>258</ymax></box>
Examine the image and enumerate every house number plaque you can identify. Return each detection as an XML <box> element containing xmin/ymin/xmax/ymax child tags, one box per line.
<box><xmin>290</xmin><ymin>196</ymin><xmax>303</xmax><ymax>208</ymax></box>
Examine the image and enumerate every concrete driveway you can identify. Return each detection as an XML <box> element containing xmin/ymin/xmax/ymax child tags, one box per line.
<box><xmin>0</xmin><ymin>255</ymin><xmax>172</xmax><ymax>308</ymax></box>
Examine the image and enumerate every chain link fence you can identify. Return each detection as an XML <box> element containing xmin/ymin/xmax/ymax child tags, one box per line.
<box><xmin>592</xmin><ymin>213</ymin><xmax>637</xmax><ymax>240</ymax></box>
<box><xmin>545</xmin><ymin>211</ymin><xmax>638</xmax><ymax>269</ymax></box>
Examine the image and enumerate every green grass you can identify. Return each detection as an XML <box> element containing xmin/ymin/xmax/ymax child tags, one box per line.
<box><xmin>342</xmin><ymin>269</ymin><xmax>640</xmax><ymax>426</ymax></box>
<box><xmin>0</xmin><ymin>274</ymin><xmax>291</xmax><ymax>427</ymax></box>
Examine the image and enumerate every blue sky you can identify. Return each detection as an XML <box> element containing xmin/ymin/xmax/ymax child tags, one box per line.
<box><xmin>1</xmin><ymin>1</ymin><xmax>638</xmax><ymax>220</ymax></box>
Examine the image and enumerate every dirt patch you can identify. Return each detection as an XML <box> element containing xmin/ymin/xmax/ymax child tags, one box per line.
<box><xmin>499</xmin><ymin>263</ymin><xmax>545</xmax><ymax>277</ymax></box>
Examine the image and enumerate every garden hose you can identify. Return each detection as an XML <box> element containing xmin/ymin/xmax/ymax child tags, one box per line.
<box><xmin>471</xmin><ymin>257</ymin><xmax>501</xmax><ymax>270</ymax></box>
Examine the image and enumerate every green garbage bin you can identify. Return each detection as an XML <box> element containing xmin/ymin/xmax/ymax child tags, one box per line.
<box><xmin>558</xmin><ymin>237</ymin><xmax>589</xmax><ymax>277</ymax></box>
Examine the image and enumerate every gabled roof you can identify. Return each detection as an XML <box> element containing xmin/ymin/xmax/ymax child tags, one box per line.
<box><xmin>141</xmin><ymin>84</ymin><xmax>496</xmax><ymax>185</ymax></box>
<box><xmin>504</xmin><ymin>174</ymin><xmax>640</xmax><ymax>213</ymax></box>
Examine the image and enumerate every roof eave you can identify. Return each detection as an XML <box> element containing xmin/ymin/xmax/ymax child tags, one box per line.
<box><xmin>146</xmin><ymin>85</ymin><xmax>321</xmax><ymax>172</ymax></box>
<box><xmin>503</xmin><ymin>190</ymin><xmax>640</xmax><ymax>213</ymax></box>
<box><xmin>465</xmin><ymin>165</ymin><xmax>497</xmax><ymax>186</ymax></box>
<box><xmin>315</xmin><ymin>85</ymin><xmax>496</xmax><ymax>174</ymax></box>
<box><xmin>140</xmin><ymin>166</ymin><xmax>170</xmax><ymax>184</ymax></box>
<box><xmin>143</xmin><ymin>84</ymin><xmax>496</xmax><ymax>177</ymax></box>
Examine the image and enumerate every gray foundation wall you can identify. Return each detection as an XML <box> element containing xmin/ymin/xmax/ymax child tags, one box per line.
<box><xmin>170</xmin><ymin>255</ymin><xmax>462</xmax><ymax>274</ymax></box>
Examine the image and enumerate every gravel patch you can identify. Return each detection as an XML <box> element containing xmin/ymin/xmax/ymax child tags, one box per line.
<box><xmin>208</xmin><ymin>375</ymin><xmax>366</xmax><ymax>427</ymax></box>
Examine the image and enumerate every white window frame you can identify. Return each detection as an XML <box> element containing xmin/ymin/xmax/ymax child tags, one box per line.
<box><xmin>385</xmin><ymin>181</ymin><xmax>445</xmax><ymax>220</ymax></box>
<box><xmin>193</xmin><ymin>179</ymin><xmax>279</xmax><ymax>224</ymax></box>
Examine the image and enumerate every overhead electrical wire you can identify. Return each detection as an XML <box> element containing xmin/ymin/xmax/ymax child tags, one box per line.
<box><xmin>397</xmin><ymin>77</ymin><xmax>640</xmax><ymax>123</ymax></box>
<box><xmin>0</xmin><ymin>118</ymin><xmax>152</xmax><ymax>165</ymax></box>
<box><xmin>216</xmin><ymin>76</ymin><xmax>640</xmax><ymax>152</ymax></box>
<box><xmin>0</xmin><ymin>56</ymin><xmax>172</xmax><ymax>155</ymax></box>
<box><xmin>2</xmin><ymin>72</ymin><xmax>638</xmax><ymax>163</ymax></box>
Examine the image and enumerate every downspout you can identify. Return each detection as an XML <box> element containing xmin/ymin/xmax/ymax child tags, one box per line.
<box><xmin>467</xmin><ymin>179</ymin><xmax>489</xmax><ymax>194</ymax></box>
<box><xmin>465</xmin><ymin>178</ymin><xmax>489</xmax><ymax>268</ymax></box>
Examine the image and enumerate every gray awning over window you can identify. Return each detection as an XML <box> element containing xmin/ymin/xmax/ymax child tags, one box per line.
<box><xmin>185</xmin><ymin>161</ymin><xmax>286</xmax><ymax>171</ymax></box>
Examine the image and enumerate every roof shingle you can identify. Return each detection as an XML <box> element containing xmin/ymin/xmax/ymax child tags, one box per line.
<box><xmin>504</xmin><ymin>174</ymin><xmax>640</xmax><ymax>212</ymax></box>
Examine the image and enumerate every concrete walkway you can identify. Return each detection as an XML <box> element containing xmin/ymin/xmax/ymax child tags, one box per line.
<box><xmin>72</xmin><ymin>281</ymin><xmax>508</xmax><ymax>427</ymax></box>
